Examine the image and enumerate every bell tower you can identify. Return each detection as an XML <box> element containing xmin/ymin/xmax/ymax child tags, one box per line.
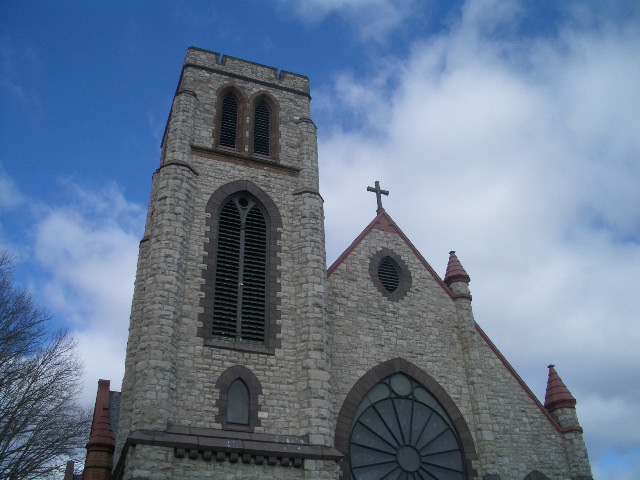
<box><xmin>114</xmin><ymin>47</ymin><xmax>339</xmax><ymax>479</ymax></box>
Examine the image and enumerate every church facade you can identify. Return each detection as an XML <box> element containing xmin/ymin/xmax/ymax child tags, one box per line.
<box><xmin>81</xmin><ymin>47</ymin><xmax>593</xmax><ymax>480</ymax></box>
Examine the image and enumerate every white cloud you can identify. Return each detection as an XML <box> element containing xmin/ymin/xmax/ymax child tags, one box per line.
<box><xmin>319</xmin><ymin>0</ymin><xmax>640</xmax><ymax>473</ymax></box>
<box><xmin>2</xmin><ymin>1</ymin><xmax>636</xmax><ymax>475</ymax></box>
<box><xmin>0</xmin><ymin>174</ymin><xmax>140</xmax><ymax>406</ymax></box>
<box><xmin>30</xmin><ymin>182</ymin><xmax>143</xmax><ymax>405</ymax></box>
<box><xmin>282</xmin><ymin>0</ymin><xmax>423</xmax><ymax>43</ymax></box>
<box><xmin>581</xmin><ymin>394</ymin><xmax>640</xmax><ymax>451</ymax></box>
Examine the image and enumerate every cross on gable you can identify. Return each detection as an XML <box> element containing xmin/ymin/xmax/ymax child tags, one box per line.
<box><xmin>367</xmin><ymin>180</ymin><xmax>389</xmax><ymax>212</ymax></box>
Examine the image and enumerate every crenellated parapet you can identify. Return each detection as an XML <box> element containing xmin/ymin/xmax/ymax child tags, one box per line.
<box><xmin>184</xmin><ymin>47</ymin><xmax>310</xmax><ymax>94</ymax></box>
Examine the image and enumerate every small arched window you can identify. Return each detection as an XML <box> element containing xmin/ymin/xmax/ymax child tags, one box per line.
<box><xmin>523</xmin><ymin>471</ymin><xmax>552</xmax><ymax>480</ymax></box>
<box><xmin>227</xmin><ymin>379</ymin><xmax>249</xmax><ymax>425</ymax></box>
<box><xmin>219</xmin><ymin>93</ymin><xmax>239</xmax><ymax>148</ymax></box>
<box><xmin>253</xmin><ymin>100</ymin><xmax>270</xmax><ymax>156</ymax></box>
<box><xmin>215</xmin><ymin>366</ymin><xmax>263</xmax><ymax>432</ymax></box>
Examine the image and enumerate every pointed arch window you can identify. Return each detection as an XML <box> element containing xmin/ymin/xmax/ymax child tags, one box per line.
<box><xmin>253</xmin><ymin>100</ymin><xmax>271</xmax><ymax>156</ymax></box>
<box><xmin>219</xmin><ymin>93</ymin><xmax>239</xmax><ymax>149</ymax></box>
<box><xmin>200</xmin><ymin>181</ymin><xmax>282</xmax><ymax>353</ymax></box>
<box><xmin>215</xmin><ymin>366</ymin><xmax>263</xmax><ymax>432</ymax></box>
<box><xmin>227</xmin><ymin>379</ymin><xmax>250</xmax><ymax>425</ymax></box>
<box><xmin>211</xmin><ymin>193</ymin><xmax>268</xmax><ymax>345</ymax></box>
<box><xmin>349</xmin><ymin>373</ymin><xmax>465</xmax><ymax>479</ymax></box>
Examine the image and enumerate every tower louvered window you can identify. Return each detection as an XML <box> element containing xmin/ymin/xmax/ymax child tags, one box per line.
<box><xmin>220</xmin><ymin>93</ymin><xmax>238</xmax><ymax>148</ymax></box>
<box><xmin>253</xmin><ymin>100</ymin><xmax>270</xmax><ymax>156</ymax></box>
<box><xmin>212</xmin><ymin>194</ymin><xmax>268</xmax><ymax>344</ymax></box>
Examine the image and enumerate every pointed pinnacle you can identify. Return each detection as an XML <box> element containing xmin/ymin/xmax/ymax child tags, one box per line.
<box><xmin>444</xmin><ymin>251</ymin><xmax>471</xmax><ymax>286</ymax></box>
<box><xmin>544</xmin><ymin>364</ymin><xmax>577</xmax><ymax>412</ymax></box>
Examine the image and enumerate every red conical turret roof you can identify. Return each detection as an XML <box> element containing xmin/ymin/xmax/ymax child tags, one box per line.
<box><xmin>86</xmin><ymin>379</ymin><xmax>115</xmax><ymax>449</ymax></box>
<box><xmin>444</xmin><ymin>251</ymin><xmax>470</xmax><ymax>286</ymax></box>
<box><xmin>544</xmin><ymin>364</ymin><xmax>577</xmax><ymax>412</ymax></box>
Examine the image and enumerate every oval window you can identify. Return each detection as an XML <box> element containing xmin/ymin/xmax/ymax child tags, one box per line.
<box><xmin>378</xmin><ymin>256</ymin><xmax>401</xmax><ymax>293</ymax></box>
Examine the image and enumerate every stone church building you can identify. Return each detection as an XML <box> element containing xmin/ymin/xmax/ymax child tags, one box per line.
<box><xmin>79</xmin><ymin>47</ymin><xmax>593</xmax><ymax>480</ymax></box>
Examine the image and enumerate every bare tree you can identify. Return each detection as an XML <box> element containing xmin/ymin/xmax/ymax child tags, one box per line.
<box><xmin>0</xmin><ymin>254</ymin><xmax>90</xmax><ymax>480</ymax></box>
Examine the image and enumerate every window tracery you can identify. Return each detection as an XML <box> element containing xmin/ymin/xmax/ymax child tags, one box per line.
<box><xmin>211</xmin><ymin>193</ymin><xmax>268</xmax><ymax>345</ymax></box>
<box><xmin>199</xmin><ymin>181</ymin><xmax>282</xmax><ymax>354</ymax></box>
<box><xmin>349</xmin><ymin>373</ymin><xmax>465</xmax><ymax>479</ymax></box>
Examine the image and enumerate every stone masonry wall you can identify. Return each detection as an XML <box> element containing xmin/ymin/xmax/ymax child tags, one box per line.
<box><xmin>326</xmin><ymin>229</ymin><xmax>476</xmax><ymax>466</ymax></box>
<box><xmin>326</xmin><ymin>226</ymin><xmax>576</xmax><ymax>479</ymax></box>
<box><xmin>115</xmin><ymin>48</ymin><xmax>335</xmax><ymax>478</ymax></box>
<box><xmin>115</xmin><ymin>47</ymin><xmax>586</xmax><ymax>479</ymax></box>
<box><xmin>473</xmin><ymin>334</ymin><xmax>569</xmax><ymax>479</ymax></box>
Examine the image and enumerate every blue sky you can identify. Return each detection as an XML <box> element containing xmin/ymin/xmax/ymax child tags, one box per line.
<box><xmin>2</xmin><ymin>1</ymin><xmax>640</xmax><ymax>478</ymax></box>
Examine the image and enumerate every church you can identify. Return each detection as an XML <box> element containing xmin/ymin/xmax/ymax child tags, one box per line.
<box><xmin>79</xmin><ymin>47</ymin><xmax>593</xmax><ymax>480</ymax></box>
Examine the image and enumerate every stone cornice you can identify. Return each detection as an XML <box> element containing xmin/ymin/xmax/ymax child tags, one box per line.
<box><xmin>192</xmin><ymin>145</ymin><xmax>300</xmax><ymax>177</ymax></box>
<box><xmin>112</xmin><ymin>427</ymin><xmax>342</xmax><ymax>478</ymax></box>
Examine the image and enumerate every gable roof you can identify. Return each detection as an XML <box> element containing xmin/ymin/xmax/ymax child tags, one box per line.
<box><xmin>326</xmin><ymin>209</ymin><xmax>571</xmax><ymax>435</ymax></box>
<box><xmin>327</xmin><ymin>209</ymin><xmax>455</xmax><ymax>299</ymax></box>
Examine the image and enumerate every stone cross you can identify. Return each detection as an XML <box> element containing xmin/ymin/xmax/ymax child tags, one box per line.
<box><xmin>367</xmin><ymin>180</ymin><xmax>389</xmax><ymax>212</ymax></box>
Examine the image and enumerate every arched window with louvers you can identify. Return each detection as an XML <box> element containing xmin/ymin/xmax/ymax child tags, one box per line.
<box><xmin>215</xmin><ymin>86</ymin><xmax>245</xmax><ymax>151</ymax></box>
<box><xmin>212</xmin><ymin>193</ymin><xmax>268</xmax><ymax>344</ymax></box>
<box><xmin>219</xmin><ymin>92</ymin><xmax>239</xmax><ymax>148</ymax></box>
<box><xmin>200</xmin><ymin>182</ymin><xmax>282</xmax><ymax>353</ymax></box>
<box><xmin>251</xmin><ymin>94</ymin><xmax>278</xmax><ymax>158</ymax></box>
